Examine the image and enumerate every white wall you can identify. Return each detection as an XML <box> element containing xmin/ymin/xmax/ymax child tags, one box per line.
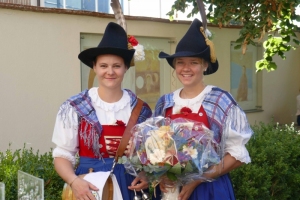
<box><xmin>0</xmin><ymin>7</ymin><xmax>299</xmax><ymax>153</ymax></box>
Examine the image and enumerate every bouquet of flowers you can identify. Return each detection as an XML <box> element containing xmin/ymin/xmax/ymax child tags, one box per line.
<box><xmin>119</xmin><ymin>116</ymin><xmax>221</xmax><ymax>199</ymax></box>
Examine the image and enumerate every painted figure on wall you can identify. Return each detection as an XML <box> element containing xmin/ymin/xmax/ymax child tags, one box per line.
<box><xmin>236</xmin><ymin>65</ymin><xmax>248</xmax><ymax>101</ymax></box>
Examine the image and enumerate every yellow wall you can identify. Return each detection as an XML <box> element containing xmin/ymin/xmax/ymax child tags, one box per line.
<box><xmin>0</xmin><ymin>7</ymin><xmax>299</xmax><ymax>153</ymax></box>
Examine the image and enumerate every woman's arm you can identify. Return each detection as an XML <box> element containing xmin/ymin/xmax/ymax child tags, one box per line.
<box><xmin>54</xmin><ymin>157</ymin><xmax>98</xmax><ymax>199</ymax></box>
<box><xmin>177</xmin><ymin>105</ymin><xmax>252</xmax><ymax>200</ymax></box>
<box><xmin>52</xmin><ymin>104</ymin><xmax>98</xmax><ymax>199</ymax></box>
<box><xmin>177</xmin><ymin>153</ymin><xmax>243</xmax><ymax>200</ymax></box>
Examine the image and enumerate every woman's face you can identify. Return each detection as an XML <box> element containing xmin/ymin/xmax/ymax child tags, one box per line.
<box><xmin>174</xmin><ymin>57</ymin><xmax>207</xmax><ymax>87</ymax></box>
<box><xmin>93</xmin><ymin>54</ymin><xmax>127</xmax><ymax>90</ymax></box>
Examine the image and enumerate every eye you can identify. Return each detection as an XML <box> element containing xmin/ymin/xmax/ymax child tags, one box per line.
<box><xmin>100</xmin><ymin>64</ymin><xmax>107</xmax><ymax>68</ymax></box>
<box><xmin>113</xmin><ymin>64</ymin><xmax>121</xmax><ymax>68</ymax></box>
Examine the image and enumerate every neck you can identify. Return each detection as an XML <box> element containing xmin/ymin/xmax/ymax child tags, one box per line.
<box><xmin>97</xmin><ymin>87</ymin><xmax>123</xmax><ymax>103</ymax></box>
<box><xmin>180</xmin><ymin>82</ymin><xmax>206</xmax><ymax>99</ymax></box>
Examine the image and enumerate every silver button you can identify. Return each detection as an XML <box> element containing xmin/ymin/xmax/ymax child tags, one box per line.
<box><xmin>199</xmin><ymin>112</ymin><xmax>203</xmax><ymax>116</ymax></box>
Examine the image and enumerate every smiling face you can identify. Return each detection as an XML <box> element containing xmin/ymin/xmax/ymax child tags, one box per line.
<box><xmin>93</xmin><ymin>54</ymin><xmax>127</xmax><ymax>90</ymax></box>
<box><xmin>174</xmin><ymin>57</ymin><xmax>207</xmax><ymax>88</ymax></box>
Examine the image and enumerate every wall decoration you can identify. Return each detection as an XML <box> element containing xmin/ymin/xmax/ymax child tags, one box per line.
<box><xmin>134</xmin><ymin>49</ymin><xmax>161</xmax><ymax>109</ymax></box>
<box><xmin>230</xmin><ymin>42</ymin><xmax>262</xmax><ymax>111</ymax></box>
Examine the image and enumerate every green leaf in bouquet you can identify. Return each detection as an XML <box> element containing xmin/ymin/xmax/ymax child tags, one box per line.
<box><xmin>167</xmin><ymin>171</ymin><xmax>178</xmax><ymax>181</ymax></box>
<box><xmin>134</xmin><ymin>164</ymin><xmax>143</xmax><ymax>171</ymax></box>
<box><xmin>143</xmin><ymin>165</ymin><xmax>151</xmax><ymax>172</ymax></box>
<box><xmin>168</xmin><ymin>163</ymin><xmax>182</xmax><ymax>175</ymax></box>
<box><xmin>131</xmin><ymin>155</ymin><xmax>142</xmax><ymax>165</ymax></box>
<box><xmin>182</xmin><ymin>161</ymin><xmax>193</xmax><ymax>173</ymax></box>
<box><xmin>117</xmin><ymin>156</ymin><xmax>128</xmax><ymax>164</ymax></box>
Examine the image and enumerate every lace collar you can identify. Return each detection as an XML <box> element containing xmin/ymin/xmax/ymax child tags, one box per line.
<box><xmin>88</xmin><ymin>87</ymin><xmax>131</xmax><ymax>112</ymax></box>
<box><xmin>173</xmin><ymin>85</ymin><xmax>213</xmax><ymax>107</ymax></box>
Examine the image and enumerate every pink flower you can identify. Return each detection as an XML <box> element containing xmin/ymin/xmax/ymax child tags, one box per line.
<box><xmin>116</xmin><ymin>120</ymin><xmax>126</xmax><ymax>126</ymax></box>
<box><xmin>128</xmin><ymin>35</ymin><xmax>138</xmax><ymax>46</ymax></box>
<box><xmin>180</xmin><ymin>107</ymin><xmax>192</xmax><ymax>115</ymax></box>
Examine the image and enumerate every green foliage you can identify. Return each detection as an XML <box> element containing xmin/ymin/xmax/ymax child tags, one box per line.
<box><xmin>0</xmin><ymin>144</ymin><xmax>64</xmax><ymax>200</ymax></box>
<box><xmin>230</xmin><ymin>122</ymin><xmax>300</xmax><ymax>199</ymax></box>
<box><xmin>168</xmin><ymin>0</ymin><xmax>300</xmax><ymax>72</ymax></box>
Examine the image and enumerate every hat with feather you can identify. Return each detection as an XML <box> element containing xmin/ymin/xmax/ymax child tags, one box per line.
<box><xmin>78</xmin><ymin>22</ymin><xmax>144</xmax><ymax>68</ymax></box>
<box><xmin>159</xmin><ymin>18</ymin><xmax>218</xmax><ymax>75</ymax></box>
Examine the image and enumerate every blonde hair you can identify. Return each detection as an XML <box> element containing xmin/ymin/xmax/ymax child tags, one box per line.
<box><xmin>172</xmin><ymin>57</ymin><xmax>209</xmax><ymax>69</ymax></box>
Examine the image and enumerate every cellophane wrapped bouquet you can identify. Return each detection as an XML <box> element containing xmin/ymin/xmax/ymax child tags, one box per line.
<box><xmin>119</xmin><ymin>116</ymin><xmax>221</xmax><ymax>199</ymax></box>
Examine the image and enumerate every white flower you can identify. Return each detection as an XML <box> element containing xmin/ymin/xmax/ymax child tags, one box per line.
<box><xmin>149</xmin><ymin>149</ymin><xmax>165</xmax><ymax>164</ymax></box>
<box><xmin>134</xmin><ymin>44</ymin><xmax>145</xmax><ymax>61</ymax></box>
<box><xmin>182</xmin><ymin>145</ymin><xmax>198</xmax><ymax>159</ymax></box>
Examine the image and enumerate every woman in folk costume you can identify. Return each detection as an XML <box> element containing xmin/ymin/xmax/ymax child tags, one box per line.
<box><xmin>154</xmin><ymin>18</ymin><xmax>253</xmax><ymax>200</ymax></box>
<box><xmin>52</xmin><ymin>22</ymin><xmax>153</xmax><ymax>200</ymax></box>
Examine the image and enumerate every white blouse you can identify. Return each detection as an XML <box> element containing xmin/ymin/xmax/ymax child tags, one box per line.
<box><xmin>172</xmin><ymin>85</ymin><xmax>252</xmax><ymax>164</ymax></box>
<box><xmin>52</xmin><ymin>88</ymin><xmax>132</xmax><ymax>166</ymax></box>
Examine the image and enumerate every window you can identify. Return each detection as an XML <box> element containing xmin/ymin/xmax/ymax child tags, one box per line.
<box><xmin>44</xmin><ymin>0</ymin><xmax>111</xmax><ymax>12</ymax></box>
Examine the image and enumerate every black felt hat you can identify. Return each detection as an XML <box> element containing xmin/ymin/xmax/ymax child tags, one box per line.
<box><xmin>78</xmin><ymin>22</ymin><xmax>135</xmax><ymax>68</ymax></box>
<box><xmin>159</xmin><ymin>18</ymin><xmax>218</xmax><ymax>75</ymax></box>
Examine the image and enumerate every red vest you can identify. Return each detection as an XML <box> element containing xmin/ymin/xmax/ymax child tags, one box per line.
<box><xmin>78</xmin><ymin>119</ymin><xmax>126</xmax><ymax>158</ymax></box>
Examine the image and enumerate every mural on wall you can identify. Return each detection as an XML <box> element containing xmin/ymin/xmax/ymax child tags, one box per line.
<box><xmin>135</xmin><ymin>49</ymin><xmax>160</xmax><ymax>109</ymax></box>
<box><xmin>230</xmin><ymin>42</ymin><xmax>258</xmax><ymax>111</ymax></box>
<box><xmin>18</xmin><ymin>170</ymin><xmax>44</xmax><ymax>200</ymax></box>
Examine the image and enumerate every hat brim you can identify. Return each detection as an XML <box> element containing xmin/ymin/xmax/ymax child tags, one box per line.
<box><xmin>78</xmin><ymin>47</ymin><xmax>135</xmax><ymax>68</ymax></box>
<box><xmin>159</xmin><ymin>47</ymin><xmax>218</xmax><ymax>75</ymax></box>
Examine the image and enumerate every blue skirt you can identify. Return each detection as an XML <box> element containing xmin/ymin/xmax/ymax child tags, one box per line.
<box><xmin>75</xmin><ymin>157</ymin><xmax>160</xmax><ymax>200</ymax></box>
<box><xmin>154</xmin><ymin>174</ymin><xmax>235</xmax><ymax>200</ymax></box>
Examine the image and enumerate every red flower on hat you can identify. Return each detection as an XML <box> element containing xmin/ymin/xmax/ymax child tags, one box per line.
<box><xmin>116</xmin><ymin>120</ymin><xmax>126</xmax><ymax>126</ymax></box>
<box><xmin>128</xmin><ymin>35</ymin><xmax>138</xmax><ymax>46</ymax></box>
<box><xmin>180</xmin><ymin>107</ymin><xmax>192</xmax><ymax>115</ymax></box>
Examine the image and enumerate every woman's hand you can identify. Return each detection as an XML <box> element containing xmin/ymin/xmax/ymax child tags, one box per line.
<box><xmin>178</xmin><ymin>180</ymin><xmax>201</xmax><ymax>200</ymax></box>
<box><xmin>71</xmin><ymin>177</ymin><xmax>99</xmax><ymax>200</ymax></box>
<box><xmin>128</xmin><ymin>176</ymin><xmax>148</xmax><ymax>191</ymax></box>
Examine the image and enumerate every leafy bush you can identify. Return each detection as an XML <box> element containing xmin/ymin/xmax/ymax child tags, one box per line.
<box><xmin>231</xmin><ymin>122</ymin><xmax>300</xmax><ymax>199</ymax></box>
<box><xmin>0</xmin><ymin>144</ymin><xmax>64</xmax><ymax>200</ymax></box>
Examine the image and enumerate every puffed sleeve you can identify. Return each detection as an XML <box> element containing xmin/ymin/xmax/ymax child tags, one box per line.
<box><xmin>223</xmin><ymin>105</ymin><xmax>253</xmax><ymax>164</ymax></box>
<box><xmin>52</xmin><ymin>102</ymin><xmax>79</xmax><ymax>166</ymax></box>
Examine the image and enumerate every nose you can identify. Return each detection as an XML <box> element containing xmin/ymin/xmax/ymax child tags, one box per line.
<box><xmin>182</xmin><ymin>64</ymin><xmax>191</xmax><ymax>71</ymax></box>
<box><xmin>107</xmin><ymin>66</ymin><xmax>114</xmax><ymax>74</ymax></box>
